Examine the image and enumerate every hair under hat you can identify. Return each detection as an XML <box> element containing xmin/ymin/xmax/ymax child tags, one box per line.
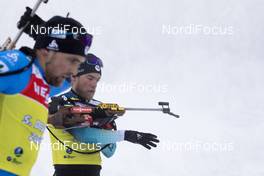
<box><xmin>76</xmin><ymin>53</ymin><xmax>103</xmax><ymax>76</ymax></box>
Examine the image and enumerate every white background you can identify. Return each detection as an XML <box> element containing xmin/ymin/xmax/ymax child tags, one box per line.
<box><xmin>1</xmin><ymin>0</ymin><xmax>264</xmax><ymax>175</ymax></box>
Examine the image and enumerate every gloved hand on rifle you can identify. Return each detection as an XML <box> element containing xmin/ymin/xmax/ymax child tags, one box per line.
<box><xmin>48</xmin><ymin>97</ymin><xmax>124</xmax><ymax>128</ymax></box>
<box><xmin>90</xmin><ymin>105</ymin><xmax>125</xmax><ymax>119</ymax></box>
<box><xmin>84</xmin><ymin>105</ymin><xmax>125</xmax><ymax>128</ymax></box>
<box><xmin>17</xmin><ymin>7</ymin><xmax>45</xmax><ymax>40</ymax></box>
<box><xmin>48</xmin><ymin>107</ymin><xmax>87</xmax><ymax>129</ymax></box>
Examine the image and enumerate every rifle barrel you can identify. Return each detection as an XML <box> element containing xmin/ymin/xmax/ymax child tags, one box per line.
<box><xmin>125</xmin><ymin>108</ymin><xmax>163</xmax><ymax>111</ymax></box>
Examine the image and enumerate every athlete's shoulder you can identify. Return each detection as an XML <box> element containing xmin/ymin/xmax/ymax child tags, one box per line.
<box><xmin>0</xmin><ymin>50</ymin><xmax>33</xmax><ymax>94</ymax></box>
<box><xmin>0</xmin><ymin>49</ymin><xmax>31</xmax><ymax>73</ymax></box>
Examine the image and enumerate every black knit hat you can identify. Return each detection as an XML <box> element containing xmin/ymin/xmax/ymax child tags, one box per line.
<box><xmin>34</xmin><ymin>16</ymin><xmax>92</xmax><ymax>57</ymax></box>
<box><xmin>76</xmin><ymin>53</ymin><xmax>103</xmax><ymax>76</ymax></box>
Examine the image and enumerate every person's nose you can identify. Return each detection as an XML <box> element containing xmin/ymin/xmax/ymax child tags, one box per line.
<box><xmin>91</xmin><ymin>80</ymin><xmax>98</xmax><ymax>89</ymax></box>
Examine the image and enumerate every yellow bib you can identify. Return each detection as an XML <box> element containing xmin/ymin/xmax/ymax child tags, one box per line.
<box><xmin>48</xmin><ymin>125</ymin><xmax>102</xmax><ymax>166</ymax></box>
<box><xmin>0</xmin><ymin>65</ymin><xmax>50</xmax><ymax>176</ymax></box>
<box><xmin>0</xmin><ymin>94</ymin><xmax>48</xmax><ymax>176</ymax></box>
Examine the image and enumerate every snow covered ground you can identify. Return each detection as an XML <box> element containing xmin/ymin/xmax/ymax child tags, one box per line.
<box><xmin>1</xmin><ymin>0</ymin><xmax>264</xmax><ymax>175</ymax></box>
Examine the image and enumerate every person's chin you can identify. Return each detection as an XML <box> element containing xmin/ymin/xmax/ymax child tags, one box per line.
<box><xmin>85</xmin><ymin>92</ymin><xmax>94</xmax><ymax>100</ymax></box>
<box><xmin>48</xmin><ymin>77</ymin><xmax>64</xmax><ymax>87</ymax></box>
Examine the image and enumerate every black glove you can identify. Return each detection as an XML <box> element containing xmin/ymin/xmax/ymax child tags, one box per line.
<box><xmin>49</xmin><ymin>96</ymin><xmax>76</xmax><ymax>114</ymax></box>
<box><xmin>101</xmin><ymin>120</ymin><xmax>117</xmax><ymax>130</ymax></box>
<box><xmin>17</xmin><ymin>7</ymin><xmax>45</xmax><ymax>40</ymax></box>
<box><xmin>124</xmin><ymin>130</ymin><xmax>160</xmax><ymax>150</ymax></box>
<box><xmin>90</xmin><ymin>107</ymin><xmax>110</xmax><ymax>119</ymax></box>
<box><xmin>49</xmin><ymin>97</ymin><xmax>65</xmax><ymax>114</ymax></box>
